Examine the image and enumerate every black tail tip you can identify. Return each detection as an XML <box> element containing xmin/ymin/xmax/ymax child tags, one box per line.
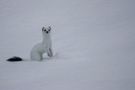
<box><xmin>7</xmin><ymin>56</ymin><xmax>23</xmax><ymax>62</ymax></box>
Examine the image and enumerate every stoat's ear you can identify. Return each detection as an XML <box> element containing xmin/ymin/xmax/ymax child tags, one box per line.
<box><xmin>48</xmin><ymin>26</ymin><xmax>51</xmax><ymax>31</ymax></box>
<box><xmin>42</xmin><ymin>27</ymin><xmax>45</xmax><ymax>31</ymax></box>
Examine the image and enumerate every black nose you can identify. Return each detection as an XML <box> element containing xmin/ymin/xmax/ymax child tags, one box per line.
<box><xmin>46</xmin><ymin>31</ymin><xmax>49</xmax><ymax>33</ymax></box>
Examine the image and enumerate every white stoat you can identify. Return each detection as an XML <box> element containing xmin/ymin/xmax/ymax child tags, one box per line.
<box><xmin>7</xmin><ymin>26</ymin><xmax>53</xmax><ymax>62</ymax></box>
<box><xmin>31</xmin><ymin>26</ymin><xmax>53</xmax><ymax>60</ymax></box>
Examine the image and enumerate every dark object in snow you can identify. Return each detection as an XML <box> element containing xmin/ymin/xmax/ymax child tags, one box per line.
<box><xmin>7</xmin><ymin>56</ymin><xmax>23</xmax><ymax>62</ymax></box>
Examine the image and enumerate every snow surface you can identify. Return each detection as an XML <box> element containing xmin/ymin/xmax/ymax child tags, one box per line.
<box><xmin>0</xmin><ymin>0</ymin><xmax>135</xmax><ymax>90</ymax></box>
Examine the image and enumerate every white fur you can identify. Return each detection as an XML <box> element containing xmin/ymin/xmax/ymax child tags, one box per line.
<box><xmin>31</xmin><ymin>26</ymin><xmax>53</xmax><ymax>60</ymax></box>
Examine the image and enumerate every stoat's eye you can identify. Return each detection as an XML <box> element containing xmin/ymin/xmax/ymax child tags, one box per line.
<box><xmin>48</xmin><ymin>26</ymin><xmax>51</xmax><ymax>31</ymax></box>
<box><xmin>42</xmin><ymin>29</ymin><xmax>46</xmax><ymax>32</ymax></box>
<box><xmin>42</xmin><ymin>27</ymin><xmax>47</xmax><ymax>31</ymax></box>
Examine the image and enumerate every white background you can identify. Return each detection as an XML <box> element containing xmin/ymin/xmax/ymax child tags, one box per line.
<box><xmin>0</xmin><ymin>0</ymin><xmax>135</xmax><ymax>90</ymax></box>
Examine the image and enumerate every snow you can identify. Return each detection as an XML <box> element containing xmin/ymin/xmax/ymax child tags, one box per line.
<box><xmin>0</xmin><ymin>0</ymin><xmax>135</xmax><ymax>90</ymax></box>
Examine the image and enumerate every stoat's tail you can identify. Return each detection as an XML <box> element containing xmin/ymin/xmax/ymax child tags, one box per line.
<box><xmin>7</xmin><ymin>56</ymin><xmax>23</xmax><ymax>62</ymax></box>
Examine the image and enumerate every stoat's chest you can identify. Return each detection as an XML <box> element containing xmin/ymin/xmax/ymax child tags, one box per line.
<box><xmin>42</xmin><ymin>39</ymin><xmax>51</xmax><ymax>49</ymax></box>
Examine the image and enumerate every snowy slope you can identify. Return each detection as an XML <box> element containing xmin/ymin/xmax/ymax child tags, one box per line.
<box><xmin>0</xmin><ymin>0</ymin><xmax>135</xmax><ymax>90</ymax></box>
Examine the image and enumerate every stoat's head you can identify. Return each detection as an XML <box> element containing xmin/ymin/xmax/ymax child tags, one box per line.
<box><xmin>42</xmin><ymin>26</ymin><xmax>51</xmax><ymax>34</ymax></box>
